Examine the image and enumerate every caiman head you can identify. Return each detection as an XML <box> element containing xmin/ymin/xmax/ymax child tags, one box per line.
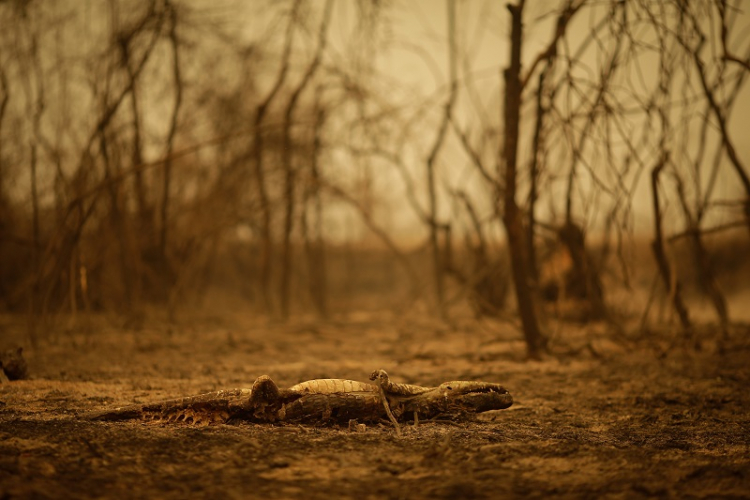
<box><xmin>395</xmin><ymin>380</ymin><xmax>513</xmax><ymax>420</ymax></box>
<box><xmin>436</xmin><ymin>381</ymin><xmax>513</xmax><ymax>413</ymax></box>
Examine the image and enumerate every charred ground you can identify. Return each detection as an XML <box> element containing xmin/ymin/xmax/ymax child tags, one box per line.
<box><xmin>1</xmin><ymin>312</ymin><xmax>749</xmax><ymax>499</ymax></box>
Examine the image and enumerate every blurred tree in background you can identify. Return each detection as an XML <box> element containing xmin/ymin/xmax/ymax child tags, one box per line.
<box><xmin>0</xmin><ymin>0</ymin><xmax>748</xmax><ymax>357</ymax></box>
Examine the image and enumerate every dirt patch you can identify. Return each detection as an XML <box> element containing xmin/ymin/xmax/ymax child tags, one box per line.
<box><xmin>1</xmin><ymin>313</ymin><xmax>749</xmax><ymax>499</ymax></box>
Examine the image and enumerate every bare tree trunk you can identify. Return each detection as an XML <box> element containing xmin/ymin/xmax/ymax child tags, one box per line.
<box><xmin>99</xmin><ymin>130</ymin><xmax>133</xmax><ymax>311</ymax></box>
<box><xmin>527</xmin><ymin>64</ymin><xmax>549</xmax><ymax>284</ymax></box>
<box><xmin>690</xmin><ymin>230</ymin><xmax>728</xmax><ymax>335</ymax></box>
<box><xmin>252</xmin><ymin>119</ymin><xmax>273</xmax><ymax>315</ymax></box>
<box><xmin>0</xmin><ymin>65</ymin><xmax>8</xmax><ymax>305</ymax></box>
<box><xmin>253</xmin><ymin>0</ymin><xmax>300</xmax><ymax>316</ymax></box>
<box><xmin>303</xmin><ymin>96</ymin><xmax>328</xmax><ymax>318</ymax></box>
<box><xmin>279</xmin><ymin>128</ymin><xmax>295</xmax><ymax>320</ymax></box>
<box><xmin>121</xmin><ymin>50</ymin><xmax>148</xmax><ymax>303</ymax></box>
<box><xmin>18</xmin><ymin>22</ymin><xmax>45</xmax><ymax>341</ymax></box>
<box><xmin>56</xmin><ymin>3</ymin><xmax>163</xmax><ymax>315</ymax></box>
<box><xmin>28</xmin><ymin>120</ymin><xmax>40</xmax><ymax>334</ymax></box>
<box><xmin>424</xmin><ymin>0</ymin><xmax>457</xmax><ymax>319</ymax></box>
<box><xmin>39</xmin><ymin>197</ymin><xmax>99</xmax><ymax>321</ymax></box>
<box><xmin>650</xmin><ymin>156</ymin><xmax>691</xmax><ymax>332</ymax></box>
<box><xmin>122</xmin><ymin>36</ymin><xmax>151</xmax><ymax>240</ymax></box>
<box><xmin>426</xmin><ymin>167</ymin><xmax>445</xmax><ymax>318</ymax></box>
<box><xmin>674</xmin><ymin>177</ymin><xmax>729</xmax><ymax>337</ymax></box>
<box><xmin>501</xmin><ymin>1</ymin><xmax>546</xmax><ymax>359</ymax></box>
<box><xmin>649</xmin><ymin>16</ymin><xmax>691</xmax><ymax>333</ymax></box>
<box><xmin>159</xmin><ymin>2</ymin><xmax>183</xmax><ymax>257</ymax></box>
<box><xmin>279</xmin><ymin>0</ymin><xmax>332</xmax><ymax>320</ymax></box>
<box><xmin>0</xmin><ymin>68</ymin><xmax>8</xmax><ymax>182</ymax></box>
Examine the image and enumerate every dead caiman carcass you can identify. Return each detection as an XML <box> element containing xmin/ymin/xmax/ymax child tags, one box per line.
<box><xmin>83</xmin><ymin>369</ymin><xmax>513</xmax><ymax>427</ymax></box>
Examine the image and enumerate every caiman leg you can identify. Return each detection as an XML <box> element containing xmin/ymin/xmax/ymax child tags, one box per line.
<box><xmin>374</xmin><ymin>378</ymin><xmax>401</xmax><ymax>436</ymax></box>
<box><xmin>370</xmin><ymin>369</ymin><xmax>423</xmax><ymax>435</ymax></box>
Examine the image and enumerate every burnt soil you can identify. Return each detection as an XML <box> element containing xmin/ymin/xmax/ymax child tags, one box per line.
<box><xmin>1</xmin><ymin>312</ymin><xmax>749</xmax><ymax>499</ymax></box>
